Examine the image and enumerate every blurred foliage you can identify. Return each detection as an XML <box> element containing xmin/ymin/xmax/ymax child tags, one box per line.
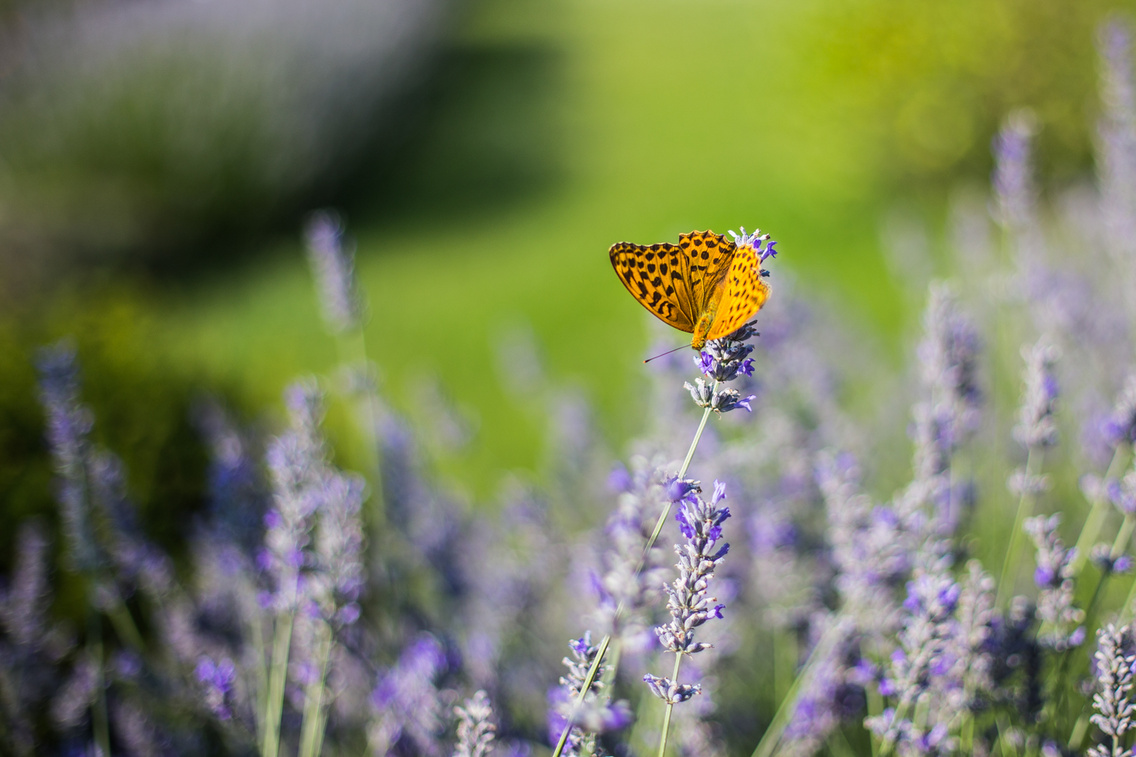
<box><xmin>0</xmin><ymin>291</ymin><xmax>218</xmax><ymax>577</ymax></box>
<box><xmin>807</xmin><ymin>0</ymin><xmax>1136</xmax><ymax>191</ymax></box>
<box><xmin>0</xmin><ymin>0</ymin><xmax>454</xmax><ymax>272</ymax></box>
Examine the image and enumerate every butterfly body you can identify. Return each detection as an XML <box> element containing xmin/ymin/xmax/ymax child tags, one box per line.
<box><xmin>609</xmin><ymin>229</ymin><xmax>771</xmax><ymax>350</ymax></box>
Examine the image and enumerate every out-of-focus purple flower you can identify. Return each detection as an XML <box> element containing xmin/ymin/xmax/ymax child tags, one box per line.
<box><xmin>35</xmin><ymin>342</ymin><xmax>100</xmax><ymax>573</ymax></box>
<box><xmin>193</xmin><ymin>399</ymin><xmax>266</xmax><ymax>550</ymax></box>
<box><xmin>1105</xmin><ymin>375</ymin><xmax>1136</xmax><ymax>448</ymax></box>
<box><xmin>1013</xmin><ymin>340</ymin><xmax>1060</xmax><ymax>450</ymax></box>
<box><xmin>591</xmin><ymin>462</ymin><xmax>672</xmax><ymax>648</ymax></box>
<box><xmin>260</xmin><ymin>382</ymin><xmax>328</xmax><ymax>613</ymax></box>
<box><xmin>309</xmin><ymin>472</ymin><xmax>367</xmax><ymax>626</ymax></box>
<box><xmin>1092</xmin><ymin>543</ymin><xmax>1135</xmax><ymax>576</ymax></box>
<box><xmin>0</xmin><ymin>521</ymin><xmax>52</xmax><ymax>648</ymax></box>
<box><xmin>606</xmin><ymin>463</ymin><xmax>632</xmax><ymax>493</ymax></box>
<box><xmin>1024</xmin><ymin>514</ymin><xmax>1084</xmax><ymax>651</ymax></box>
<box><xmin>196</xmin><ymin>656</ymin><xmax>237</xmax><ymax>720</ymax></box>
<box><xmin>992</xmin><ymin>111</ymin><xmax>1038</xmax><ymax>234</ymax></box>
<box><xmin>369</xmin><ymin>634</ymin><xmax>448</xmax><ymax>756</ymax></box>
<box><xmin>305</xmin><ymin>209</ymin><xmax>364</xmax><ymax>333</ymax></box>
<box><xmin>912</xmin><ymin>285</ymin><xmax>982</xmax><ymax>487</ymax></box>
<box><xmin>1105</xmin><ymin>472</ymin><xmax>1136</xmax><ymax>515</ymax></box>
<box><xmin>1098</xmin><ymin>19</ymin><xmax>1136</xmax><ymax>277</ymax></box>
<box><xmin>50</xmin><ymin>653</ymin><xmax>100</xmax><ymax>729</ymax></box>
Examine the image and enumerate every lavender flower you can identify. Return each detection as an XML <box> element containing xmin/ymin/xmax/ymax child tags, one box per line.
<box><xmin>1105</xmin><ymin>374</ymin><xmax>1136</xmax><ymax>447</ymax></box>
<box><xmin>911</xmin><ymin>285</ymin><xmax>982</xmax><ymax>488</ymax></box>
<box><xmin>728</xmin><ymin>226</ymin><xmax>778</xmax><ymax>263</ymax></box>
<box><xmin>645</xmin><ymin>480</ymin><xmax>730</xmax><ymax>705</ymax></box>
<box><xmin>308</xmin><ymin>472</ymin><xmax>367</xmax><ymax>627</ymax></box>
<box><xmin>1024</xmin><ymin>514</ymin><xmax>1084</xmax><ymax>651</ymax></box>
<box><xmin>260</xmin><ymin>382</ymin><xmax>328</xmax><ymax>613</ymax></box>
<box><xmin>305</xmin><ymin>209</ymin><xmax>364</xmax><ymax>333</ymax></box>
<box><xmin>50</xmin><ymin>652</ymin><xmax>99</xmax><ymax>729</ymax></box>
<box><xmin>454</xmin><ymin>690</ymin><xmax>496</xmax><ymax>757</ymax></box>
<box><xmin>867</xmin><ymin>570</ymin><xmax>964</xmax><ymax>755</ymax></box>
<box><xmin>0</xmin><ymin>522</ymin><xmax>52</xmax><ymax>648</ymax></box>
<box><xmin>196</xmin><ymin>656</ymin><xmax>237</xmax><ymax>720</ymax></box>
<box><xmin>992</xmin><ymin>111</ymin><xmax>1038</xmax><ymax>235</ymax></box>
<box><xmin>590</xmin><ymin>461</ymin><xmax>675</xmax><ymax>650</ymax></box>
<box><xmin>1088</xmin><ymin>624</ymin><xmax>1136</xmax><ymax>757</ymax></box>
<box><xmin>550</xmin><ymin>633</ymin><xmax>630</xmax><ymax>754</ymax></box>
<box><xmin>1013</xmin><ymin>340</ymin><xmax>1060</xmax><ymax>450</ymax></box>
<box><xmin>1098</xmin><ymin>19</ymin><xmax>1136</xmax><ymax>278</ymax></box>
<box><xmin>35</xmin><ymin>342</ymin><xmax>100</xmax><ymax>573</ymax></box>
<box><xmin>369</xmin><ymin>634</ymin><xmax>449</xmax><ymax>757</ymax></box>
<box><xmin>684</xmin><ymin>322</ymin><xmax>760</xmax><ymax>414</ymax></box>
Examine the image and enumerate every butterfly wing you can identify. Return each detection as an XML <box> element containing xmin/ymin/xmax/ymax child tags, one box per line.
<box><xmin>704</xmin><ymin>240</ymin><xmax>771</xmax><ymax>341</ymax></box>
<box><xmin>609</xmin><ymin>242</ymin><xmax>697</xmax><ymax>332</ymax></box>
<box><xmin>676</xmin><ymin>230</ymin><xmax>737</xmax><ymax>316</ymax></box>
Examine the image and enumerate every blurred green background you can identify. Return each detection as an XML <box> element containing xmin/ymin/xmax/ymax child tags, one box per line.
<box><xmin>2</xmin><ymin>0</ymin><xmax>1135</xmax><ymax>530</ymax></box>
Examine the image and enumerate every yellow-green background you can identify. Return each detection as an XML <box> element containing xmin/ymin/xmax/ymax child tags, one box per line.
<box><xmin>3</xmin><ymin>0</ymin><xmax>1133</xmax><ymax>510</ymax></box>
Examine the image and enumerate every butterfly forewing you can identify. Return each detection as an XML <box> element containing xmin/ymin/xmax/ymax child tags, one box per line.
<box><xmin>677</xmin><ymin>231</ymin><xmax>737</xmax><ymax>315</ymax></box>
<box><xmin>705</xmin><ymin>242</ymin><xmax>770</xmax><ymax>341</ymax></box>
<box><xmin>609</xmin><ymin>242</ymin><xmax>696</xmax><ymax>332</ymax></box>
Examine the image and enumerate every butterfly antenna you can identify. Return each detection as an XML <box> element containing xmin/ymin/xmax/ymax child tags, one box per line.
<box><xmin>643</xmin><ymin>344</ymin><xmax>690</xmax><ymax>364</ymax></box>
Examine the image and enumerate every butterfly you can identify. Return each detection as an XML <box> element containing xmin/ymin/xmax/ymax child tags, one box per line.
<box><xmin>609</xmin><ymin>229</ymin><xmax>772</xmax><ymax>351</ymax></box>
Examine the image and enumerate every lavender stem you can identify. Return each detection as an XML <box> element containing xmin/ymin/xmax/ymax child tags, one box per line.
<box><xmin>550</xmin><ymin>400</ymin><xmax>716</xmax><ymax>757</ymax></box>
<box><xmin>997</xmin><ymin>447</ymin><xmax>1040</xmax><ymax>607</ymax></box>
<box><xmin>335</xmin><ymin>327</ymin><xmax>385</xmax><ymax>528</ymax></box>
<box><xmin>299</xmin><ymin>628</ymin><xmax>333</xmax><ymax>757</ymax></box>
<box><xmin>90</xmin><ymin>611</ymin><xmax>111</xmax><ymax>757</ymax></box>
<box><xmin>262</xmin><ymin>577</ymin><xmax>298</xmax><ymax>757</ymax></box>
<box><xmin>751</xmin><ymin>622</ymin><xmax>842</xmax><ymax>757</ymax></box>
<box><xmin>656</xmin><ymin>652</ymin><xmax>684</xmax><ymax>757</ymax></box>
<box><xmin>1073</xmin><ymin>447</ymin><xmax>1129</xmax><ymax>575</ymax></box>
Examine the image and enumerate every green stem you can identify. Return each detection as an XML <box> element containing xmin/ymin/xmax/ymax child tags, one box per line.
<box><xmin>867</xmin><ymin>686</ymin><xmax>883</xmax><ymax>757</ymax></box>
<box><xmin>551</xmin><ymin>400</ymin><xmax>716</xmax><ymax>757</ymax></box>
<box><xmin>336</xmin><ymin>327</ymin><xmax>384</xmax><ymax>528</ymax></box>
<box><xmin>261</xmin><ymin>576</ymin><xmax>298</xmax><ymax>757</ymax></box>
<box><xmin>656</xmin><ymin>654</ymin><xmax>684</xmax><ymax>757</ymax></box>
<box><xmin>1072</xmin><ymin>447</ymin><xmax>1128</xmax><ymax>576</ymax></box>
<box><xmin>299</xmin><ymin>624</ymin><xmax>334</xmax><ymax>757</ymax></box>
<box><xmin>89</xmin><ymin>611</ymin><xmax>111</xmax><ymax>757</ymax></box>
<box><xmin>751</xmin><ymin>623</ymin><xmax>841</xmax><ymax>757</ymax></box>
<box><xmin>1111</xmin><ymin>512</ymin><xmax>1136</xmax><ymax>562</ymax></box>
<box><xmin>1068</xmin><ymin>712</ymin><xmax>1090</xmax><ymax>751</ymax></box>
<box><xmin>997</xmin><ymin>448</ymin><xmax>1039</xmax><ymax>607</ymax></box>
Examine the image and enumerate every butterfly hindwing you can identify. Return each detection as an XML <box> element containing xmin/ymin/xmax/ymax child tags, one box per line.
<box><xmin>705</xmin><ymin>242</ymin><xmax>770</xmax><ymax>341</ymax></box>
<box><xmin>609</xmin><ymin>242</ymin><xmax>696</xmax><ymax>332</ymax></box>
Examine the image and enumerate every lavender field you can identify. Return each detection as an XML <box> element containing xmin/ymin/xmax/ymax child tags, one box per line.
<box><xmin>12</xmin><ymin>2</ymin><xmax>1136</xmax><ymax>757</ymax></box>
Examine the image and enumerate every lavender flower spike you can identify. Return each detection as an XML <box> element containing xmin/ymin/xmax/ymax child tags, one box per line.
<box><xmin>685</xmin><ymin>322</ymin><xmax>759</xmax><ymax>414</ymax></box>
<box><xmin>35</xmin><ymin>342</ymin><xmax>100</xmax><ymax>573</ymax></box>
<box><xmin>728</xmin><ymin>226</ymin><xmax>777</xmax><ymax>262</ymax></box>
<box><xmin>453</xmin><ymin>690</ymin><xmax>496</xmax><ymax>757</ymax></box>
<box><xmin>305</xmin><ymin>209</ymin><xmax>364</xmax><ymax>333</ymax></box>
<box><xmin>1088</xmin><ymin>624</ymin><xmax>1136</xmax><ymax>757</ymax></box>
<box><xmin>1013</xmin><ymin>340</ymin><xmax>1060</xmax><ymax>451</ymax></box>
<box><xmin>646</xmin><ymin>480</ymin><xmax>731</xmax><ymax>704</ymax></box>
<box><xmin>551</xmin><ymin>633</ymin><xmax>631</xmax><ymax>754</ymax></box>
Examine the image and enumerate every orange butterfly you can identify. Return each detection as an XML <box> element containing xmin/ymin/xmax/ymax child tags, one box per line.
<box><xmin>609</xmin><ymin>229</ymin><xmax>773</xmax><ymax>351</ymax></box>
